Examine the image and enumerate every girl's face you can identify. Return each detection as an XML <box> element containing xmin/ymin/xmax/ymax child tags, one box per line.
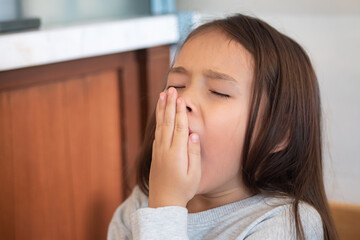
<box><xmin>165</xmin><ymin>30</ymin><xmax>254</xmax><ymax>195</ymax></box>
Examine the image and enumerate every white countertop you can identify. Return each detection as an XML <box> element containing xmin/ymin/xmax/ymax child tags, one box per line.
<box><xmin>0</xmin><ymin>14</ymin><xmax>179</xmax><ymax>71</ymax></box>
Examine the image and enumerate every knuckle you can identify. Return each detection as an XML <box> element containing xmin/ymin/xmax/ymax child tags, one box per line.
<box><xmin>163</xmin><ymin>118</ymin><xmax>174</xmax><ymax>126</ymax></box>
<box><xmin>155</xmin><ymin>125</ymin><xmax>161</xmax><ymax>135</ymax></box>
<box><xmin>175</xmin><ymin>122</ymin><xmax>186</xmax><ymax>132</ymax></box>
<box><xmin>189</xmin><ymin>148</ymin><xmax>201</xmax><ymax>156</ymax></box>
<box><xmin>155</xmin><ymin>121</ymin><xmax>161</xmax><ymax>131</ymax></box>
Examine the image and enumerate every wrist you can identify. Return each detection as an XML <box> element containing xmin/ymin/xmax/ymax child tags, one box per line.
<box><xmin>148</xmin><ymin>197</ymin><xmax>187</xmax><ymax>209</ymax></box>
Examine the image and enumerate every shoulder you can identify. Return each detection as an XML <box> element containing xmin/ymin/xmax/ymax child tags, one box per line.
<box><xmin>245</xmin><ymin>196</ymin><xmax>323</xmax><ymax>239</ymax></box>
<box><xmin>297</xmin><ymin>201</ymin><xmax>323</xmax><ymax>229</ymax></box>
<box><xmin>108</xmin><ymin>185</ymin><xmax>149</xmax><ymax>236</ymax></box>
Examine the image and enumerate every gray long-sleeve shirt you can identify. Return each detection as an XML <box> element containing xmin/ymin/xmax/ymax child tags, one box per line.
<box><xmin>107</xmin><ymin>185</ymin><xmax>323</xmax><ymax>239</ymax></box>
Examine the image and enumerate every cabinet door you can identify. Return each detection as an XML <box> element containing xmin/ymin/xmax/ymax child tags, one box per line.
<box><xmin>0</xmin><ymin>46</ymin><xmax>170</xmax><ymax>240</ymax></box>
<box><xmin>0</xmin><ymin>69</ymin><xmax>124</xmax><ymax>239</ymax></box>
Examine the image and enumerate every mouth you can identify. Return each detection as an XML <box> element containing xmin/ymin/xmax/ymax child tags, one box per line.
<box><xmin>189</xmin><ymin>128</ymin><xmax>193</xmax><ymax>135</ymax></box>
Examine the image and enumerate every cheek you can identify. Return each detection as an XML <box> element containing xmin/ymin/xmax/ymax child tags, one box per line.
<box><xmin>197</xmin><ymin>107</ymin><xmax>248</xmax><ymax>193</ymax></box>
<box><xmin>198</xmin><ymin>123</ymin><xmax>244</xmax><ymax>193</ymax></box>
<box><xmin>201</xmin><ymin>110</ymin><xmax>246</xmax><ymax>167</ymax></box>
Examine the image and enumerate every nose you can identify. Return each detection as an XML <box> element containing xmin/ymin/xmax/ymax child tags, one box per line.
<box><xmin>176</xmin><ymin>86</ymin><xmax>196</xmax><ymax>114</ymax></box>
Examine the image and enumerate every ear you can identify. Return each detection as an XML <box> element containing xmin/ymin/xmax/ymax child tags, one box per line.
<box><xmin>271</xmin><ymin>129</ymin><xmax>290</xmax><ymax>153</ymax></box>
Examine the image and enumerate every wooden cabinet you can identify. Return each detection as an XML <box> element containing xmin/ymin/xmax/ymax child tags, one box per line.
<box><xmin>0</xmin><ymin>46</ymin><xmax>170</xmax><ymax>240</ymax></box>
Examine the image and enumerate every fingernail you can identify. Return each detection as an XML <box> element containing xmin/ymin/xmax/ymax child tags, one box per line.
<box><xmin>160</xmin><ymin>92</ymin><xmax>165</xmax><ymax>101</ymax></box>
<box><xmin>191</xmin><ymin>134</ymin><xmax>199</xmax><ymax>143</ymax></box>
<box><xmin>169</xmin><ymin>87</ymin><xmax>174</xmax><ymax>94</ymax></box>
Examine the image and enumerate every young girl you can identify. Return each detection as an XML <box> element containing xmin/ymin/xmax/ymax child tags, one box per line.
<box><xmin>108</xmin><ymin>13</ymin><xmax>338</xmax><ymax>240</ymax></box>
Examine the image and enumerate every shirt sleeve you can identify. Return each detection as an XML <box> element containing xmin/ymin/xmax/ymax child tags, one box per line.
<box><xmin>107</xmin><ymin>185</ymin><xmax>189</xmax><ymax>240</ymax></box>
<box><xmin>130</xmin><ymin>206</ymin><xmax>189</xmax><ymax>240</ymax></box>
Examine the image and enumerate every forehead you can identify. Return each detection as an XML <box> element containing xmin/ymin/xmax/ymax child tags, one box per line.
<box><xmin>174</xmin><ymin>30</ymin><xmax>254</xmax><ymax>83</ymax></box>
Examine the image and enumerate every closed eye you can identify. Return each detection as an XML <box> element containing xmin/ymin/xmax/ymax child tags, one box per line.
<box><xmin>209</xmin><ymin>90</ymin><xmax>230</xmax><ymax>98</ymax></box>
<box><xmin>166</xmin><ymin>86</ymin><xmax>230</xmax><ymax>99</ymax></box>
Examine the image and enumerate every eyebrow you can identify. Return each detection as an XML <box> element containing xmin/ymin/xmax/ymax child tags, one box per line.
<box><xmin>167</xmin><ymin>66</ymin><xmax>240</xmax><ymax>87</ymax></box>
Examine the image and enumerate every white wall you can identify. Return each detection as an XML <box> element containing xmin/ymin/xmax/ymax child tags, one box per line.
<box><xmin>177</xmin><ymin>1</ymin><xmax>360</xmax><ymax>204</ymax></box>
<box><xmin>177</xmin><ymin>0</ymin><xmax>360</xmax><ymax>15</ymax></box>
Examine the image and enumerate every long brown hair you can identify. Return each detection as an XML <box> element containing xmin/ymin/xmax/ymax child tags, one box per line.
<box><xmin>134</xmin><ymin>13</ymin><xmax>338</xmax><ymax>240</ymax></box>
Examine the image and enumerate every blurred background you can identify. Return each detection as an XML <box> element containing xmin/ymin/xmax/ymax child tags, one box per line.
<box><xmin>1</xmin><ymin>0</ymin><xmax>359</xmax><ymax>239</ymax></box>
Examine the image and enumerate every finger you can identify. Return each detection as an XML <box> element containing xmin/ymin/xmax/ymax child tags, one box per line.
<box><xmin>155</xmin><ymin>91</ymin><xmax>167</xmax><ymax>143</ymax></box>
<box><xmin>172</xmin><ymin>97</ymin><xmax>189</xmax><ymax>150</ymax></box>
<box><xmin>162</xmin><ymin>87</ymin><xmax>177</xmax><ymax>148</ymax></box>
<box><xmin>188</xmin><ymin>133</ymin><xmax>201</xmax><ymax>177</ymax></box>
<box><xmin>151</xmin><ymin>139</ymin><xmax>156</xmax><ymax>162</ymax></box>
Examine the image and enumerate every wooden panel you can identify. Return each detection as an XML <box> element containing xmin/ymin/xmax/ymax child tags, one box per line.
<box><xmin>0</xmin><ymin>90</ymin><xmax>15</xmax><ymax>239</ymax></box>
<box><xmin>146</xmin><ymin>46</ymin><xmax>171</xmax><ymax>116</ymax></box>
<box><xmin>0</xmin><ymin>52</ymin><xmax>133</xmax><ymax>91</ymax></box>
<box><xmin>117</xmin><ymin>53</ymin><xmax>142</xmax><ymax>198</ymax></box>
<box><xmin>329</xmin><ymin>201</ymin><xmax>360</xmax><ymax>240</ymax></box>
<box><xmin>122</xmin><ymin>46</ymin><xmax>171</xmax><ymax>198</ymax></box>
<box><xmin>136</xmin><ymin>46</ymin><xmax>170</xmax><ymax>138</ymax></box>
<box><xmin>0</xmin><ymin>70</ymin><xmax>123</xmax><ymax>240</ymax></box>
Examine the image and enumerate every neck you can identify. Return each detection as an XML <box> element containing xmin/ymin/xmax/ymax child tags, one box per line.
<box><xmin>186</xmin><ymin>177</ymin><xmax>253</xmax><ymax>213</ymax></box>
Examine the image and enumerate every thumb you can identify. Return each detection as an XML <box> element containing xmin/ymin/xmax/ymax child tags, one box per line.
<box><xmin>188</xmin><ymin>133</ymin><xmax>201</xmax><ymax>177</ymax></box>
